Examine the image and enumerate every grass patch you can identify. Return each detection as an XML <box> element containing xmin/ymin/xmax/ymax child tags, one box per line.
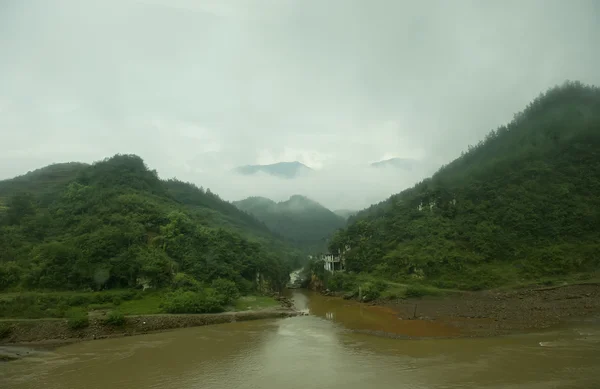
<box><xmin>88</xmin><ymin>303</ymin><xmax>115</xmax><ymax>311</ymax></box>
<box><xmin>0</xmin><ymin>289</ymin><xmax>145</xmax><ymax>319</ymax></box>
<box><xmin>0</xmin><ymin>289</ymin><xmax>283</xmax><ymax>318</ymax></box>
<box><xmin>233</xmin><ymin>296</ymin><xmax>279</xmax><ymax>311</ymax></box>
<box><xmin>117</xmin><ymin>293</ymin><xmax>164</xmax><ymax>315</ymax></box>
<box><xmin>405</xmin><ymin>284</ymin><xmax>444</xmax><ymax>298</ymax></box>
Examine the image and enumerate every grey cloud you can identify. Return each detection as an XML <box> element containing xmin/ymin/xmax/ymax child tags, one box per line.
<box><xmin>1</xmin><ymin>0</ymin><xmax>599</xmax><ymax>209</ymax></box>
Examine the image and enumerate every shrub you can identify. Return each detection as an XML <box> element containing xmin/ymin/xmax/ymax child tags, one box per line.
<box><xmin>0</xmin><ymin>262</ymin><xmax>22</xmax><ymax>291</ymax></box>
<box><xmin>162</xmin><ymin>289</ymin><xmax>226</xmax><ymax>314</ymax></box>
<box><xmin>235</xmin><ymin>278</ymin><xmax>254</xmax><ymax>294</ymax></box>
<box><xmin>66</xmin><ymin>308</ymin><xmax>89</xmax><ymax>330</ymax></box>
<box><xmin>211</xmin><ymin>278</ymin><xmax>239</xmax><ymax>304</ymax></box>
<box><xmin>56</xmin><ymin>301</ymin><xmax>70</xmax><ymax>317</ymax></box>
<box><xmin>0</xmin><ymin>323</ymin><xmax>12</xmax><ymax>339</ymax></box>
<box><xmin>360</xmin><ymin>281</ymin><xmax>387</xmax><ymax>302</ymax></box>
<box><xmin>327</xmin><ymin>272</ymin><xmax>358</xmax><ymax>292</ymax></box>
<box><xmin>112</xmin><ymin>297</ymin><xmax>122</xmax><ymax>306</ymax></box>
<box><xmin>67</xmin><ymin>295</ymin><xmax>91</xmax><ymax>307</ymax></box>
<box><xmin>372</xmin><ymin>279</ymin><xmax>388</xmax><ymax>293</ymax></box>
<box><xmin>104</xmin><ymin>311</ymin><xmax>126</xmax><ymax>326</ymax></box>
<box><xmin>172</xmin><ymin>272</ymin><xmax>202</xmax><ymax>291</ymax></box>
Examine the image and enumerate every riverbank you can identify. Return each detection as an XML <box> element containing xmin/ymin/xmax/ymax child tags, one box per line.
<box><xmin>0</xmin><ymin>306</ymin><xmax>300</xmax><ymax>351</ymax></box>
<box><xmin>368</xmin><ymin>283</ymin><xmax>600</xmax><ymax>337</ymax></box>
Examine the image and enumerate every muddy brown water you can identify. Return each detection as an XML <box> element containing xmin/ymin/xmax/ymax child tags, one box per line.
<box><xmin>1</xmin><ymin>290</ymin><xmax>599</xmax><ymax>388</ymax></box>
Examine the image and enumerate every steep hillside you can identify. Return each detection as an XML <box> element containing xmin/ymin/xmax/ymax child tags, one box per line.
<box><xmin>0</xmin><ymin>154</ymin><xmax>301</xmax><ymax>292</ymax></box>
<box><xmin>234</xmin><ymin>195</ymin><xmax>346</xmax><ymax>250</ymax></box>
<box><xmin>330</xmin><ymin>81</ymin><xmax>600</xmax><ymax>290</ymax></box>
<box><xmin>234</xmin><ymin>161</ymin><xmax>312</xmax><ymax>179</ymax></box>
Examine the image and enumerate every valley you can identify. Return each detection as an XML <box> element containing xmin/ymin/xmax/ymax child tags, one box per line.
<box><xmin>1</xmin><ymin>82</ymin><xmax>600</xmax><ymax>388</ymax></box>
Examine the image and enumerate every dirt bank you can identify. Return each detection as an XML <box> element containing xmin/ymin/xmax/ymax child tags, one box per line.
<box><xmin>377</xmin><ymin>283</ymin><xmax>600</xmax><ymax>337</ymax></box>
<box><xmin>0</xmin><ymin>307</ymin><xmax>299</xmax><ymax>348</ymax></box>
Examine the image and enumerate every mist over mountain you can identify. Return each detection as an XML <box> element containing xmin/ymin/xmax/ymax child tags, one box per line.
<box><xmin>333</xmin><ymin>209</ymin><xmax>357</xmax><ymax>220</ymax></box>
<box><xmin>234</xmin><ymin>161</ymin><xmax>312</xmax><ymax>179</ymax></box>
<box><xmin>218</xmin><ymin>158</ymin><xmax>439</xmax><ymax>210</ymax></box>
<box><xmin>370</xmin><ymin>158</ymin><xmax>417</xmax><ymax>170</ymax></box>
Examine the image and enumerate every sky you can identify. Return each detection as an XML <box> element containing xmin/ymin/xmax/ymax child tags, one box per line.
<box><xmin>1</xmin><ymin>0</ymin><xmax>599</xmax><ymax>210</ymax></box>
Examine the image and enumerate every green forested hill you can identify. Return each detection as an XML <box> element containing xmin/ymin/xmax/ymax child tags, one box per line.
<box><xmin>329</xmin><ymin>81</ymin><xmax>600</xmax><ymax>290</ymax></box>
<box><xmin>0</xmin><ymin>163</ymin><xmax>88</xmax><ymax>206</ymax></box>
<box><xmin>234</xmin><ymin>195</ymin><xmax>346</xmax><ymax>251</ymax></box>
<box><xmin>0</xmin><ymin>154</ymin><xmax>301</xmax><ymax>292</ymax></box>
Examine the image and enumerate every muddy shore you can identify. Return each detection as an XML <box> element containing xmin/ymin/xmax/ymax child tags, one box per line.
<box><xmin>374</xmin><ymin>283</ymin><xmax>600</xmax><ymax>337</ymax></box>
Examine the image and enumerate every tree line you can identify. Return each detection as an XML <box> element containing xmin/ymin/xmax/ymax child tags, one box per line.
<box><xmin>0</xmin><ymin>154</ymin><xmax>303</xmax><ymax>294</ymax></box>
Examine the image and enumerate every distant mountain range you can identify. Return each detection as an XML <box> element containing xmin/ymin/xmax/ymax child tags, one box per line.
<box><xmin>234</xmin><ymin>158</ymin><xmax>418</xmax><ymax>179</ymax></box>
<box><xmin>234</xmin><ymin>161</ymin><xmax>312</xmax><ymax>179</ymax></box>
<box><xmin>370</xmin><ymin>157</ymin><xmax>416</xmax><ymax>170</ymax></box>
<box><xmin>233</xmin><ymin>194</ymin><xmax>346</xmax><ymax>250</ymax></box>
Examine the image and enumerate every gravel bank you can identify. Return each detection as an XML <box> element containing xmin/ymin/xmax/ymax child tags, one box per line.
<box><xmin>380</xmin><ymin>283</ymin><xmax>600</xmax><ymax>336</ymax></box>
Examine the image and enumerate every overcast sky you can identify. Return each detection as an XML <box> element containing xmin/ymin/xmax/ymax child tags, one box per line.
<box><xmin>1</xmin><ymin>0</ymin><xmax>599</xmax><ymax>209</ymax></box>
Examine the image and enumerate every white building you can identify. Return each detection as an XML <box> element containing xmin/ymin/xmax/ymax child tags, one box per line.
<box><xmin>323</xmin><ymin>254</ymin><xmax>343</xmax><ymax>272</ymax></box>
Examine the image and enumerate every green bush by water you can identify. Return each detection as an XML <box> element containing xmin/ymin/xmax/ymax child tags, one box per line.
<box><xmin>326</xmin><ymin>272</ymin><xmax>358</xmax><ymax>292</ymax></box>
<box><xmin>161</xmin><ymin>289</ymin><xmax>226</xmax><ymax>314</ymax></box>
<box><xmin>104</xmin><ymin>311</ymin><xmax>126</xmax><ymax>326</ymax></box>
<box><xmin>211</xmin><ymin>278</ymin><xmax>240</xmax><ymax>304</ymax></box>
<box><xmin>359</xmin><ymin>280</ymin><xmax>388</xmax><ymax>302</ymax></box>
<box><xmin>66</xmin><ymin>307</ymin><xmax>89</xmax><ymax>330</ymax></box>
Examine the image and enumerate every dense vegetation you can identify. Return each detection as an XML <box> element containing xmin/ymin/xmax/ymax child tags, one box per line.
<box><xmin>0</xmin><ymin>155</ymin><xmax>303</xmax><ymax>305</ymax></box>
<box><xmin>329</xmin><ymin>81</ymin><xmax>600</xmax><ymax>290</ymax></box>
<box><xmin>234</xmin><ymin>195</ymin><xmax>346</xmax><ymax>252</ymax></box>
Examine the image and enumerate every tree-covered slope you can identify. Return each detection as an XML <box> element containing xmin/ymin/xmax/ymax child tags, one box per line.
<box><xmin>234</xmin><ymin>195</ymin><xmax>346</xmax><ymax>250</ymax></box>
<box><xmin>330</xmin><ymin>81</ymin><xmax>600</xmax><ymax>290</ymax></box>
<box><xmin>0</xmin><ymin>154</ymin><xmax>301</xmax><ymax>292</ymax></box>
<box><xmin>0</xmin><ymin>162</ymin><xmax>88</xmax><ymax>206</ymax></box>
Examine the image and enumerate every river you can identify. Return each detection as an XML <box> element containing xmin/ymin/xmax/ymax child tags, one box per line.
<box><xmin>1</xmin><ymin>290</ymin><xmax>599</xmax><ymax>388</ymax></box>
